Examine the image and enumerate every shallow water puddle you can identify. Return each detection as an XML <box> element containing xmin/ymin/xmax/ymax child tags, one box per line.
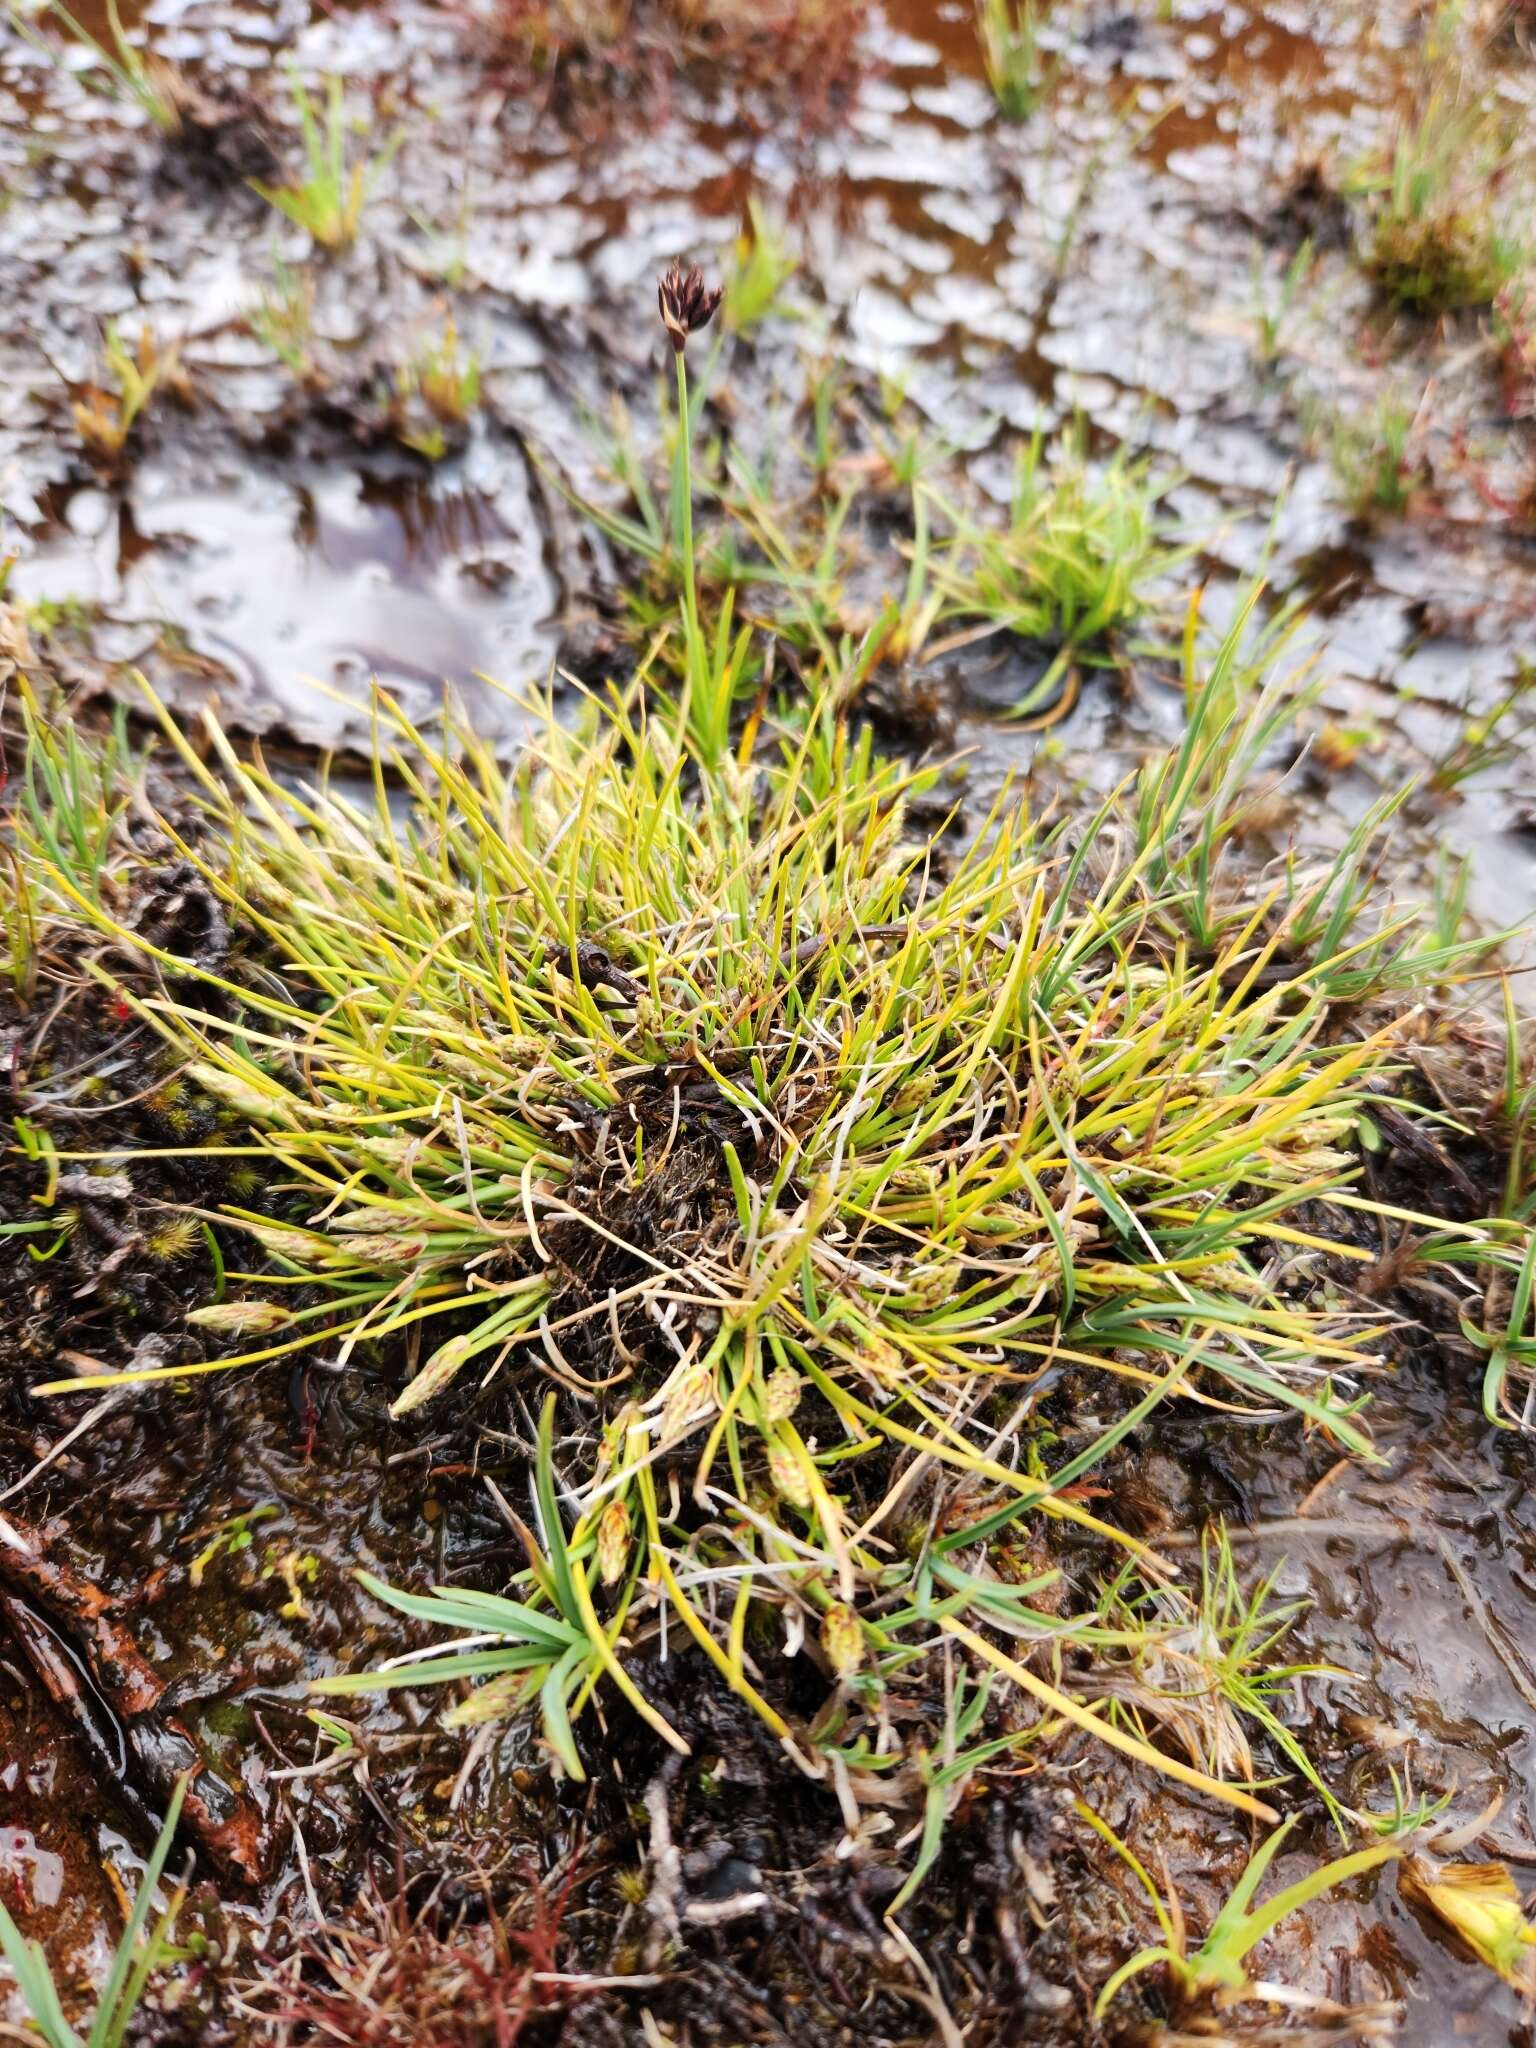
<box><xmin>23</xmin><ymin>456</ymin><xmax>557</xmax><ymax>744</ymax></box>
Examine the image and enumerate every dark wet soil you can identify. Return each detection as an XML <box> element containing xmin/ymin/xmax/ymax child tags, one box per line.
<box><xmin>3</xmin><ymin>0</ymin><xmax>1536</xmax><ymax>2041</ymax></box>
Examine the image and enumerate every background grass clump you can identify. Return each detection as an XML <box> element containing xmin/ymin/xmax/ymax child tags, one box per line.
<box><xmin>576</xmin><ymin>375</ymin><xmax>1182</xmax><ymax>719</ymax></box>
<box><xmin>1346</xmin><ymin>85</ymin><xmax>1528</xmax><ymax>312</ymax></box>
<box><xmin>479</xmin><ymin>0</ymin><xmax>869</xmax><ymax>111</ymax></box>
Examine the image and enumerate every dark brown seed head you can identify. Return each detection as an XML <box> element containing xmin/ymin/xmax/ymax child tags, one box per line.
<box><xmin>658</xmin><ymin>261</ymin><xmax>723</xmax><ymax>355</ymax></box>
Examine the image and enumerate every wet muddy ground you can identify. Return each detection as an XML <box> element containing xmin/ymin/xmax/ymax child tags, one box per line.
<box><xmin>2</xmin><ymin>0</ymin><xmax>1536</xmax><ymax>2041</ymax></box>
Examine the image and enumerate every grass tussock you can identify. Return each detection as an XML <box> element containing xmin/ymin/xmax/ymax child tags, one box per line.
<box><xmin>23</xmin><ymin>637</ymin><xmax>1431</xmax><ymax>1442</ymax></box>
<box><xmin>6</xmin><ymin>572</ymin><xmax>1508</xmax><ymax>1866</ymax></box>
<box><xmin>1347</xmin><ymin>85</ymin><xmax>1528</xmax><ymax>312</ymax></box>
<box><xmin>6</xmin><ymin>284</ymin><xmax>1536</xmax><ymax>2015</ymax></box>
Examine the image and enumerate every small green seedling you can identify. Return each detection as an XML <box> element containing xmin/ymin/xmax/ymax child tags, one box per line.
<box><xmin>724</xmin><ymin>200</ymin><xmax>798</xmax><ymax>335</ymax></box>
<box><xmin>1251</xmin><ymin>237</ymin><xmax>1314</xmax><ymax>367</ymax></box>
<box><xmin>1319</xmin><ymin>388</ymin><xmax>1429</xmax><ymax>516</ymax></box>
<box><xmin>189</xmin><ymin>1503</ymin><xmax>280</xmax><ymax>1585</ymax></box>
<box><xmin>269</xmin><ymin>1710</ymin><xmax>364</xmax><ymax>1785</ymax></box>
<box><xmin>249</xmin><ymin>256</ymin><xmax>320</xmax><ymax>385</ymax></box>
<box><xmin>390</xmin><ymin>313</ymin><xmax>482</xmax><ymax>458</ymax></box>
<box><xmin>71</xmin><ymin>321</ymin><xmax>183</xmax><ymax>465</ymax></box>
<box><xmin>251</xmin><ymin>67</ymin><xmax>402</xmax><ymax>251</ymax></box>
<box><xmin>1082</xmin><ymin>1805</ymin><xmax>1400</xmax><ymax>2016</ymax></box>
<box><xmin>1429</xmin><ymin>662</ymin><xmax>1536</xmax><ymax>795</ymax></box>
<box><xmin>1462</xmin><ymin>1224</ymin><xmax>1536</xmax><ymax>1428</ymax></box>
<box><xmin>975</xmin><ymin>0</ymin><xmax>1054</xmax><ymax>120</ymax></box>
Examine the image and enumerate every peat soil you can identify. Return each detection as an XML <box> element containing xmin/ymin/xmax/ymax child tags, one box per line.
<box><xmin>1</xmin><ymin>0</ymin><xmax>1536</xmax><ymax>2041</ymax></box>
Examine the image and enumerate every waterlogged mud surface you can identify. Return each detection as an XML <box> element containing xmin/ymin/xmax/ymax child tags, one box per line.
<box><xmin>2</xmin><ymin>3</ymin><xmax>1534</xmax><ymax>842</ymax></box>
<box><xmin>2</xmin><ymin>0</ymin><xmax>1536</xmax><ymax>2041</ymax></box>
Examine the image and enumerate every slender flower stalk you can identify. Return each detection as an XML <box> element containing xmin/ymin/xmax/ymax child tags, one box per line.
<box><xmin>657</xmin><ymin>262</ymin><xmax>726</xmax><ymax>766</ymax></box>
<box><xmin>676</xmin><ymin>349</ymin><xmax>700</xmax><ymax>645</ymax></box>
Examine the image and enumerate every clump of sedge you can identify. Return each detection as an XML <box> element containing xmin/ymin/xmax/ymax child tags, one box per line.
<box><xmin>1347</xmin><ymin>86</ymin><xmax>1527</xmax><ymax>312</ymax></box>
<box><xmin>70</xmin><ymin>321</ymin><xmax>189</xmax><ymax>467</ymax></box>
<box><xmin>388</xmin><ymin>312</ymin><xmax>482</xmax><ymax>459</ymax></box>
<box><xmin>250</xmin><ymin>66</ymin><xmax>402</xmax><ymax>252</ymax></box>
